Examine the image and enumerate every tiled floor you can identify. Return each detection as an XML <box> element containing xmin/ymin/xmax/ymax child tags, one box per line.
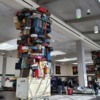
<box><xmin>0</xmin><ymin>91</ymin><xmax>100</xmax><ymax>100</ymax></box>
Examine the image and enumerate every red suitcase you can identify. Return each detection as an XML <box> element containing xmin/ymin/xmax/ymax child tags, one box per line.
<box><xmin>33</xmin><ymin>69</ymin><xmax>40</xmax><ymax>78</ymax></box>
<box><xmin>67</xmin><ymin>88</ymin><xmax>73</xmax><ymax>95</ymax></box>
<box><xmin>37</xmin><ymin>7</ymin><xmax>48</xmax><ymax>14</ymax></box>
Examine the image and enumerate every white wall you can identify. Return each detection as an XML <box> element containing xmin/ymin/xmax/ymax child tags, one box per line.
<box><xmin>53</xmin><ymin>63</ymin><xmax>73</xmax><ymax>76</ymax></box>
<box><xmin>0</xmin><ymin>56</ymin><xmax>18</xmax><ymax>87</ymax></box>
<box><xmin>6</xmin><ymin>57</ymin><xmax>18</xmax><ymax>74</ymax></box>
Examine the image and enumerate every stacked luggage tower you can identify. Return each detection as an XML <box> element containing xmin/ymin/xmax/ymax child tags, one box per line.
<box><xmin>14</xmin><ymin>7</ymin><xmax>53</xmax><ymax>100</ymax></box>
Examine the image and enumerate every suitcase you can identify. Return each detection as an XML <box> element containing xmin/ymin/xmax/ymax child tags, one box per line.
<box><xmin>21</xmin><ymin>57</ymin><xmax>30</xmax><ymax>68</ymax></box>
<box><xmin>32</xmin><ymin>69</ymin><xmax>40</xmax><ymax>78</ymax></box>
<box><xmin>46</xmin><ymin>52</ymin><xmax>51</xmax><ymax>62</ymax></box>
<box><xmin>22</xmin><ymin>46</ymin><xmax>28</xmax><ymax>53</ymax></box>
<box><xmin>67</xmin><ymin>88</ymin><xmax>73</xmax><ymax>95</ymax></box>
<box><xmin>37</xmin><ymin>7</ymin><xmax>48</xmax><ymax>14</ymax></box>
<box><xmin>30</xmin><ymin>55</ymin><xmax>42</xmax><ymax>60</ymax></box>
<box><xmin>30</xmin><ymin>27</ymin><xmax>40</xmax><ymax>34</ymax></box>
<box><xmin>44</xmin><ymin>39</ymin><xmax>50</xmax><ymax>44</ymax></box>
<box><xmin>21</xmin><ymin>68</ymin><xmax>30</xmax><ymax>77</ymax></box>
<box><xmin>18</xmin><ymin>45</ymin><xmax>23</xmax><ymax>54</ymax></box>
<box><xmin>42</xmin><ymin>43</ymin><xmax>49</xmax><ymax>47</ymax></box>
<box><xmin>26</xmin><ymin>58</ymin><xmax>34</xmax><ymax>64</ymax></box>
<box><xmin>42</xmin><ymin>46</ymin><xmax>46</xmax><ymax>57</ymax></box>
<box><xmin>29</xmin><ymin>46</ymin><xmax>38</xmax><ymax>50</ymax></box>
<box><xmin>42</xmin><ymin>14</ymin><xmax>48</xmax><ymax>21</ymax></box>
<box><xmin>15</xmin><ymin>62</ymin><xmax>21</xmax><ymax>69</ymax></box>
<box><xmin>46</xmin><ymin>23</ymin><xmax>51</xmax><ymax>33</ymax></box>
<box><xmin>33</xmin><ymin>17</ymin><xmax>40</xmax><ymax>28</ymax></box>
<box><xmin>36</xmin><ymin>44</ymin><xmax>42</xmax><ymax>50</ymax></box>
<box><xmin>44</xmin><ymin>67</ymin><xmax>49</xmax><ymax>74</ymax></box>
<box><xmin>13</xmin><ymin>16</ymin><xmax>20</xmax><ymax>30</ymax></box>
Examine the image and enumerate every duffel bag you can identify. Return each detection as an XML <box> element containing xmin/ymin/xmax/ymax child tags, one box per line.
<box><xmin>37</xmin><ymin>7</ymin><xmax>48</xmax><ymax>14</ymax></box>
<box><xmin>15</xmin><ymin>62</ymin><xmax>21</xmax><ymax>69</ymax></box>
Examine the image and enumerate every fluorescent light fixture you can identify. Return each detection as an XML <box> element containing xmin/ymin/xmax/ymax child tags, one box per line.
<box><xmin>76</xmin><ymin>7</ymin><xmax>82</xmax><ymax>19</ymax></box>
<box><xmin>56</xmin><ymin>57</ymin><xmax>77</xmax><ymax>62</ymax></box>
<box><xmin>94</xmin><ymin>25</ymin><xmax>99</xmax><ymax>33</ymax></box>
<box><xmin>51</xmin><ymin>51</ymin><xmax>66</xmax><ymax>56</ymax></box>
<box><xmin>72</xmin><ymin>61</ymin><xmax>93</xmax><ymax>65</ymax></box>
<box><xmin>0</xmin><ymin>43</ymin><xmax>14</xmax><ymax>50</ymax></box>
<box><xmin>0</xmin><ymin>39</ymin><xmax>17</xmax><ymax>51</ymax></box>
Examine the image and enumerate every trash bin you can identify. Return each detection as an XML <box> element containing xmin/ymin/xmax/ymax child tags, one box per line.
<box><xmin>67</xmin><ymin>88</ymin><xmax>73</xmax><ymax>95</ymax></box>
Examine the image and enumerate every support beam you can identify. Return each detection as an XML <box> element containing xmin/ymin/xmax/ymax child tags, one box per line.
<box><xmin>76</xmin><ymin>40</ymin><xmax>87</xmax><ymax>87</ymax></box>
<box><xmin>65</xmin><ymin>15</ymin><xmax>100</xmax><ymax>23</ymax></box>
<box><xmin>38</xmin><ymin>0</ymin><xmax>58</xmax><ymax>5</ymax></box>
<box><xmin>1</xmin><ymin>51</ymin><xmax>7</xmax><ymax>88</ymax></box>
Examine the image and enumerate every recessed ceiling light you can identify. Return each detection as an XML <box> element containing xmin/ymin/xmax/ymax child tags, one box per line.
<box><xmin>76</xmin><ymin>7</ymin><xmax>82</xmax><ymax>19</ymax></box>
<box><xmin>94</xmin><ymin>25</ymin><xmax>99</xmax><ymax>33</ymax></box>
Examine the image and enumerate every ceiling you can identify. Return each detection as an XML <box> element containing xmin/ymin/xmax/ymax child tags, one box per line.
<box><xmin>35</xmin><ymin>0</ymin><xmax>100</xmax><ymax>45</ymax></box>
<box><xmin>0</xmin><ymin>0</ymin><xmax>99</xmax><ymax>64</ymax></box>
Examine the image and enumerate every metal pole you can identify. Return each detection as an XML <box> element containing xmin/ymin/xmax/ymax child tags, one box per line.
<box><xmin>1</xmin><ymin>51</ymin><xmax>7</xmax><ymax>88</ymax></box>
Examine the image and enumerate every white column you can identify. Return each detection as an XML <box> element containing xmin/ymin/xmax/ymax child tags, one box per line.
<box><xmin>76</xmin><ymin>40</ymin><xmax>87</xmax><ymax>87</ymax></box>
<box><xmin>1</xmin><ymin>52</ymin><xmax>7</xmax><ymax>87</ymax></box>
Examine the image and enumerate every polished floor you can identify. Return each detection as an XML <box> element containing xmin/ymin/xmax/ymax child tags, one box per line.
<box><xmin>0</xmin><ymin>91</ymin><xmax>100</xmax><ymax>100</ymax></box>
